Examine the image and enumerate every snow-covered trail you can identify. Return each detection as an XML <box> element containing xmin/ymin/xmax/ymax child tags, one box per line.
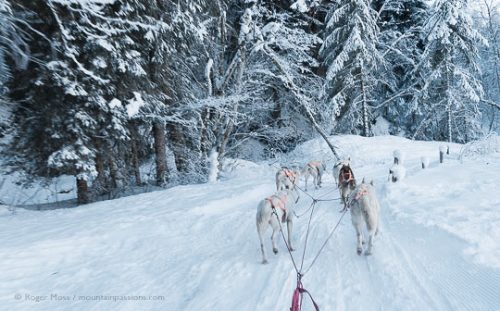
<box><xmin>1</xmin><ymin>135</ymin><xmax>499</xmax><ymax>311</ymax></box>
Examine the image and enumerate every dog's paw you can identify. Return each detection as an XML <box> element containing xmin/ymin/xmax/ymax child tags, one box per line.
<box><xmin>262</xmin><ymin>259</ymin><xmax>269</xmax><ymax>264</ymax></box>
<box><xmin>273</xmin><ymin>248</ymin><xmax>278</xmax><ymax>254</ymax></box>
<box><xmin>357</xmin><ymin>248</ymin><xmax>362</xmax><ymax>256</ymax></box>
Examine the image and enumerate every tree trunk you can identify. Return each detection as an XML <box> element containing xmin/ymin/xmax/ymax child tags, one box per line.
<box><xmin>95</xmin><ymin>152</ymin><xmax>105</xmax><ymax>182</ymax></box>
<box><xmin>153</xmin><ymin>120</ymin><xmax>167</xmax><ymax>186</ymax></box>
<box><xmin>305</xmin><ymin>107</ymin><xmax>340</xmax><ymax>160</ymax></box>
<box><xmin>95</xmin><ymin>150</ymin><xmax>106</xmax><ymax>191</ymax></box>
<box><xmin>130</xmin><ymin>123</ymin><xmax>142</xmax><ymax>186</ymax></box>
<box><xmin>108</xmin><ymin>157</ymin><xmax>120</xmax><ymax>189</ymax></box>
<box><xmin>361</xmin><ymin>67</ymin><xmax>370</xmax><ymax>137</ymax></box>
<box><xmin>446</xmin><ymin>64</ymin><xmax>453</xmax><ymax>143</ymax></box>
<box><xmin>217</xmin><ymin>119</ymin><xmax>234</xmax><ymax>177</ymax></box>
<box><xmin>93</xmin><ymin>138</ymin><xmax>108</xmax><ymax>196</ymax></box>
<box><xmin>168</xmin><ymin>123</ymin><xmax>189</xmax><ymax>174</ymax></box>
<box><xmin>447</xmin><ymin>104</ymin><xmax>452</xmax><ymax>143</ymax></box>
<box><xmin>76</xmin><ymin>177</ymin><xmax>89</xmax><ymax>205</ymax></box>
<box><xmin>199</xmin><ymin>108</ymin><xmax>212</xmax><ymax>157</ymax></box>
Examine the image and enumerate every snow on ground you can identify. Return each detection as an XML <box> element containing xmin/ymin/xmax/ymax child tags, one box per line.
<box><xmin>1</xmin><ymin>135</ymin><xmax>500</xmax><ymax>311</ymax></box>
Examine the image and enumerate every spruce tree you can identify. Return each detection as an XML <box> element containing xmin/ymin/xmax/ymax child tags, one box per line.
<box><xmin>320</xmin><ymin>0</ymin><xmax>382</xmax><ymax>136</ymax></box>
<box><xmin>373</xmin><ymin>0</ymin><xmax>429</xmax><ymax>135</ymax></box>
<box><xmin>415</xmin><ymin>0</ymin><xmax>485</xmax><ymax>142</ymax></box>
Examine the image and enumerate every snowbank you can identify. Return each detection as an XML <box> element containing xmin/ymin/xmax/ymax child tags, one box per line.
<box><xmin>1</xmin><ymin>135</ymin><xmax>500</xmax><ymax>311</ymax></box>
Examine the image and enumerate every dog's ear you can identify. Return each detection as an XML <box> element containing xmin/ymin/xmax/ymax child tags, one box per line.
<box><xmin>361</xmin><ymin>177</ymin><xmax>365</xmax><ymax>184</ymax></box>
<box><xmin>370</xmin><ymin>180</ymin><xmax>374</xmax><ymax>186</ymax></box>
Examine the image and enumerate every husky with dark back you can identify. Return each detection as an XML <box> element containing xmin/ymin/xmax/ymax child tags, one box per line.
<box><xmin>333</xmin><ymin>158</ymin><xmax>350</xmax><ymax>186</ymax></box>
<box><xmin>256</xmin><ymin>189</ymin><xmax>298</xmax><ymax>264</ymax></box>
<box><xmin>348</xmin><ymin>180</ymin><xmax>380</xmax><ymax>255</ymax></box>
<box><xmin>336</xmin><ymin>159</ymin><xmax>356</xmax><ymax>207</ymax></box>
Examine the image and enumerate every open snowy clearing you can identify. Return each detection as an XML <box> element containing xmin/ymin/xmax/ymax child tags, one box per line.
<box><xmin>1</xmin><ymin>135</ymin><xmax>499</xmax><ymax>311</ymax></box>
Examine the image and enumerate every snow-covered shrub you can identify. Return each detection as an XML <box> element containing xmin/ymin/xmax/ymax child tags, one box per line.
<box><xmin>208</xmin><ymin>149</ymin><xmax>219</xmax><ymax>183</ymax></box>
<box><xmin>389</xmin><ymin>164</ymin><xmax>406</xmax><ymax>182</ymax></box>
<box><xmin>421</xmin><ymin>156</ymin><xmax>430</xmax><ymax>169</ymax></box>
<box><xmin>372</xmin><ymin>116</ymin><xmax>390</xmax><ymax>136</ymax></box>
<box><xmin>393</xmin><ymin>149</ymin><xmax>405</xmax><ymax>165</ymax></box>
<box><xmin>459</xmin><ymin>134</ymin><xmax>500</xmax><ymax>161</ymax></box>
<box><xmin>234</xmin><ymin>138</ymin><xmax>266</xmax><ymax>162</ymax></box>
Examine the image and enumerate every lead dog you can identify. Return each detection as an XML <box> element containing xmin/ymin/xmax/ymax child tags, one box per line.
<box><xmin>302</xmin><ymin>161</ymin><xmax>326</xmax><ymax>191</ymax></box>
<box><xmin>348</xmin><ymin>180</ymin><xmax>380</xmax><ymax>255</ymax></box>
<box><xmin>336</xmin><ymin>160</ymin><xmax>356</xmax><ymax>207</ymax></box>
<box><xmin>256</xmin><ymin>189</ymin><xmax>298</xmax><ymax>264</ymax></box>
<box><xmin>333</xmin><ymin>158</ymin><xmax>351</xmax><ymax>186</ymax></box>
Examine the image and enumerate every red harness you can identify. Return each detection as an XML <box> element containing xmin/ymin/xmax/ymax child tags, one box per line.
<box><xmin>344</xmin><ymin>186</ymin><xmax>369</xmax><ymax>211</ymax></box>
<box><xmin>283</xmin><ymin>169</ymin><xmax>297</xmax><ymax>181</ymax></box>
<box><xmin>353</xmin><ymin>188</ymin><xmax>368</xmax><ymax>201</ymax></box>
<box><xmin>266</xmin><ymin>195</ymin><xmax>288</xmax><ymax>212</ymax></box>
<box><xmin>267</xmin><ymin>194</ymin><xmax>288</xmax><ymax>222</ymax></box>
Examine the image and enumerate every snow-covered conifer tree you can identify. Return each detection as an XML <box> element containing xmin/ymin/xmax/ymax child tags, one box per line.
<box><xmin>320</xmin><ymin>0</ymin><xmax>382</xmax><ymax>136</ymax></box>
<box><xmin>372</xmin><ymin>0</ymin><xmax>429</xmax><ymax>135</ymax></box>
<box><xmin>475</xmin><ymin>0</ymin><xmax>500</xmax><ymax>133</ymax></box>
<box><xmin>414</xmin><ymin>0</ymin><xmax>485</xmax><ymax>142</ymax></box>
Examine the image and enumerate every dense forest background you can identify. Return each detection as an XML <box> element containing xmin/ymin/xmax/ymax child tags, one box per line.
<box><xmin>0</xmin><ymin>0</ymin><xmax>499</xmax><ymax>204</ymax></box>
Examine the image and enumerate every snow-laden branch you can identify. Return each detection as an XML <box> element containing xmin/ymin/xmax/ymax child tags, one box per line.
<box><xmin>262</xmin><ymin>44</ymin><xmax>340</xmax><ymax>160</ymax></box>
<box><xmin>482</xmin><ymin>99</ymin><xmax>500</xmax><ymax>110</ymax></box>
<box><xmin>47</xmin><ymin>0</ymin><xmax>109</xmax><ymax>84</ymax></box>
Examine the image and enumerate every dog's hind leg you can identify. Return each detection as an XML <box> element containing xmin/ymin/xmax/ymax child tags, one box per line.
<box><xmin>317</xmin><ymin>168</ymin><xmax>322</xmax><ymax>188</ymax></box>
<box><xmin>365</xmin><ymin>215</ymin><xmax>378</xmax><ymax>256</ymax></box>
<box><xmin>294</xmin><ymin>187</ymin><xmax>300</xmax><ymax>203</ymax></box>
<box><xmin>286</xmin><ymin>218</ymin><xmax>294</xmax><ymax>251</ymax></box>
<box><xmin>353</xmin><ymin>221</ymin><xmax>364</xmax><ymax>255</ymax></box>
<box><xmin>365</xmin><ymin>227</ymin><xmax>375</xmax><ymax>256</ymax></box>
<box><xmin>270</xmin><ymin>219</ymin><xmax>279</xmax><ymax>255</ymax></box>
<box><xmin>314</xmin><ymin>170</ymin><xmax>320</xmax><ymax>189</ymax></box>
<box><xmin>257</xmin><ymin>222</ymin><xmax>268</xmax><ymax>264</ymax></box>
<box><xmin>271</xmin><ymin>229</ymin><xmax>278</xmax><ymax>255</ymax></box>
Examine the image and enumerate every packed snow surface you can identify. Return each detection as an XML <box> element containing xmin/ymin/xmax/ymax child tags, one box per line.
<box><xmin>1</xmin><ymin>135</ymin><xmax>499</xmax><ymax>310</ymax></box>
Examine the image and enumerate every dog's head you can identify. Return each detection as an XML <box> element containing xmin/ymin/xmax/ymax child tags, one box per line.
<box><xmin>338</xmin><ymin>162</ymin><xmax>355</xmax><ymax>186</ymax></box>
<box><xmin>334</xmin><ymin>158</ymin><xmax>351</xmax><ymax>169</ymax></box>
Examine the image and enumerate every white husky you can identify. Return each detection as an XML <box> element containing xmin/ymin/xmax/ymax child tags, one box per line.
<box><xmin>256</xmin><ymin>189</ymin><xmax>297</xmax><ymax>264</ymax></box>
<box><xmin>348</xmin><ymin>180</ymin><xmax>380</xmax><ymax>256</ymax></box>
<box><xmin>276</xmin><ymin>167</ymin><xmax>299</xmax><ymax>191</ymax></box>
<box><xmin>302</xmin><ymin>161</ymin><xmax>326</xmax><ymax>191</ymax></box>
